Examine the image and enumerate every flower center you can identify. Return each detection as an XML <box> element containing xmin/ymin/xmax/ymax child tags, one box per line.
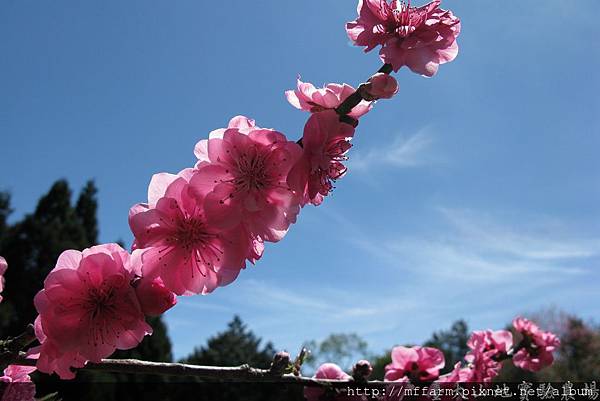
<box><xmin>406</xmin><ymin>361</ymin><xmax>431</xmax><ymax>383</ymax></box>
<box><xmin>161</xmin><ymin>216</ymin><xmax>225</xmax><ymax>277</ymax></box>
<box><xmin>85</xmin><ymin>287</ymin><xmax>117</xmax><ymax>320</ymax></box>
<box><xmin>173</xmin><ymin>217</ymin><xmax>212</xmax><ymax>250</ymax></box>
<box><xmin>383</xmin><ymin>0</ymin><xmax>429</xmax><ymax>37</ymax></box>
<box><xmin>234</xmin><ymin>152</ymin><xmax>270</xmax><ymax>192</ymax></box>
<box><xmin>392</xmin><ymin>1</ymin><xmax>413</xmax><ymax>35</ymax></box>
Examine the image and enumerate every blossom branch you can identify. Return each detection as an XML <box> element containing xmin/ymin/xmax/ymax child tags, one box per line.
<box><xmin>334</xmin><ymin>63</ymin><xmax>393</xmax><ymax>118</ymax></box>
<box><xmin>0</xmin><ymin>324</ymin><xmax>36</xmax><ymax>371</ymax></box>
<box><xmin>11</xmin><ymin>356</ymin><xmax>388</xmax><ymax>388</ymax></box>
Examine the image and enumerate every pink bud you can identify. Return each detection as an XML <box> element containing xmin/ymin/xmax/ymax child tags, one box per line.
<box><xmin>353</xmin><ymin>359</ymin><xmax>373</xmax><ymax>380</ymax></box>
<box><xmin>0</xmin><ymin>256</ymin><xmax>7</xmax><ymax>303</ymax></box>
<box><xmin>361</xmin><ymin>73</ymin><xmax>399</xmax><ymax>100</ymax></box>
<box><xmin>135</xmin><ymin>276</ymin><xmax>177</xmax><ymax>316</ymax></box>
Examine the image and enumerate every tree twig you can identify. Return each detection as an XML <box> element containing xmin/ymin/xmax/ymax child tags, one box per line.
<box><xmin>334</xmin><ymin>63</ymin><xmax>393</xmax><ymax>117</ymax></box>
<box><xmin>0</xmin><ymin>324</ymin><xmax>37</xmax><ymax>371</ymax></box>
<box><xmin>13</xmin><ymin>356</ymin><xmax>393</xmax><ymax>388</ymax></box>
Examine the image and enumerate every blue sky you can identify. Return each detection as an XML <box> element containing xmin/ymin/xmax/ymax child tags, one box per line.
<box><xmin>1</xmin><ymin>1</ymin><xmax>599</xmax><ymax>365</ymax></box>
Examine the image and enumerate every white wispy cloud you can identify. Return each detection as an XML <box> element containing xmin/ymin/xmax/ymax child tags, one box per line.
<box><xmin>168</xmin><ymin>206</ymin><xmax>599</xmax><ymax>360</ymax></box>
<box><xmin>325</xmin><ymin>206</ymin><xmax>596</xmax><ymax>283</ymax></box>
<box><xmin>437</xmin><ymin>208</ymin><xmax>600</xmax><ymax>261</ymax></box>
<box><xmin>237</xmin><ymin>278</ymin><xmax>418</xmax><ymax>322</ymax></box>
<box><xmin>350</xmin><ymin>127</ymin><xmax>437</xmax><ymax>171</ymax></box>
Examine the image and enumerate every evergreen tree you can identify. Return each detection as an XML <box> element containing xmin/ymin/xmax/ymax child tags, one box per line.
<box><xmin>424</xmin><ymin>319</ymin><xmax>470</xmax><ymax>374</ymax></box>
<box><xmin>183</xmin><ymin>316</ymin><xmax>275</xmax><ymax>368</ymax></box>
<box><xmin>0</xmin><ymin>192</ymin><xmax>11</xmax><ymax>242</ymax></box>
<box><xmin>303</xmin><ymin>333</ymin><xmax>368</xmax><ymax>372</ymax></box>
<box><xmin>75</xmin><ymin>180</ymin><xmax>99</xmax><ymax>245</ymax></box>
<box><xmin>176</xmin><ymin>316</ymin><xmax>302</xmax><ymax>401</ymax></box>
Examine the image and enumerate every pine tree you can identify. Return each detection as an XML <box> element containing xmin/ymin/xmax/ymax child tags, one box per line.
<box><xmin>424</xmin><ymin>319</ymin><xmax>470</xmax><ymax>374</ymax></box>
<box><xmin>183</xmin><ymin>316</ymin><xmax>275</xmax><ymax>368</ymax></box>
<box><xmin>176</xmin><ymin>316</ymin><xmax>302</xmax><ymax>401</ymax></box>
<box><xmin>75</xmin><ymin>180</ymin><xmax>99</xmax><ymax>245</ymax></box>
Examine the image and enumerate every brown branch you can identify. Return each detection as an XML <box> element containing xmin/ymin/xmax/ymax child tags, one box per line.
<box><xmin>12</xmin><ymin>356</ymin><xmax>392</xmax><ymax>388</ymax></box>
<box><xmin>0</xmin><ymin>324</ymin><xmax>37</xmax><ymax>371</ymax></box>
<box><xmin>334</xmin><ymin>63</ymin><xmax>393</xmax><ymax>117</ymax></box>
<box><xmin>295</xmin><ymin>62</ymin><xmax>393</xmax><ymax>145</ymax></box>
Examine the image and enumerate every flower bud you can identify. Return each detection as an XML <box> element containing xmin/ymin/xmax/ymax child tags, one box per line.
<box><xmin>361</xmin><ymin>73</ymin><xmax>399</xmax><ymax>101</ymax></box>
<box><xmin>352</xmin><ymin>359</ymin><xmax>373</xmax><ymax>380</ymax></box>
<box><xmin>270</xmin><ymin>351</ymin><xmax>291</xmax><ymax>375</ymax></box>
<box><xmin>135</xmin><ymin>276</ymin><xmax>177</xmax><ymax>316</ymax></box>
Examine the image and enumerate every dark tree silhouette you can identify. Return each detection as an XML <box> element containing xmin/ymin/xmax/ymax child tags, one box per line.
<box><xmin>75</xmin><ymin>180</ymin><xmax>99</xmax><ymax>246</ymax></box>
<box><xmin>176</xmin><ymin>316</ymin><xmax>302</xmax><ymax>401</ymax></box>
<box><xmin>182</xmin><ymin>316</ymin><xmax>275</xmax><ymax>368</ymax></box>
<box><xmin>424</xmin><ymin>319</ymin><xmax>470</xmax><ymax>374</ymax></box>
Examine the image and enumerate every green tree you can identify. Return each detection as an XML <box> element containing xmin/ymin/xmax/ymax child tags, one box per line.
<box><xmin>176</xmin><ymin>316</ymin><xmax>302</xmax><ymax>401</ymax></box>
<box><xmin>75</xmin><ymin>180</ymin><xmax>99</xmax><ymax>245</ymax></box>
<box><xmin>0</xmin><ymin>192</ymin><xmax>11</xmax><ymax>242</ymax></box>
<box><xmin>424</xmin><ymin>319</ymin><xmax>470</xmax><ymax>374</ymax></box>
<box><xmin>370</xmin><ymin>351</ymin><xmax>392</xmax><ymax>380</ymax></box>
<box><xmin>304</xmin><ymin>333</ymin><xmax>369</xmax><ymax>373</ymax></box>
<box><xmin>182</xmin><ymin>315</ymin><xmax>275</xmax><ymax>368</ymax></box>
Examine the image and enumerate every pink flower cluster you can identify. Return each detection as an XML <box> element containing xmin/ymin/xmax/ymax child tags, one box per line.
<box><xmin>15</xmin><ymin>0</ymin><xmax>487</xmax><ymax>388</ymax></box>
<box><xmin>346</xmin><ymin>0</ymin><xmax>461</xmax><ymax>76</ymax></box>
<box><xmin>30</xmin><ymin>74</ymin><xmax>396</xmax><ymax>378</ymax></box>
<box><xmin>450</xmin><ymin>329</ymin><xmax>513</xmax><ymax>383</ymax></box>
<box><xmin>32</xmin><ymin>244</ymin><xmax>176</xmax><ymax>379</ymax></box>
<box><xmin>306</xmin><ymin>318</ymin><xmax>559</xmax><ymax>396</ymax></box>
<box><xmin>439</xmin><ymin>320</ymin><xmax>559</xmax><ymax>383</ymax></box>
<box><xmin>0</xmin><ymin>365</ymin><xmax>36</xmax><ymax>401</ymax></box>
<box><xmin>385</xmin><ymin>346</ymin><xmax>445</xmax><ymax>382</ymax></box>
<box><xmin>512</xmin><ymin>317</ymin><xmax>560</xmax><ymax>372</ymax></box>
<box><xmin>128</xmin><ymin>76</ymin><xmax>393</xmax><ymax>298</ymax></box>
<box><xmin>286</xmin><ymin>78</ymin><xmax>372</xmax><ymax>119</ymax></box>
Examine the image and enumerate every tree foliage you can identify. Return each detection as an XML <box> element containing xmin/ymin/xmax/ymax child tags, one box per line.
<box><xmin>176</xmin><ymin>316</ymin><xmax>302</xmax><ymax>401</ymax></box>
<box><xmin>424</xmin><ymin>319</ymin><xmax>470</xmax><ymax>374</ymax></box>
<box><xmin>182</xmin><ymin>315</ymin><xmax>275</xmax><ymax>368</ymax></box>
<box><xmin>304</xmin><ymin>333</ymin><xmax>368</xmax><ymax>373</ymax></box>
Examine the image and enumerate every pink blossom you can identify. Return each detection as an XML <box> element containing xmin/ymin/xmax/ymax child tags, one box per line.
<box><xmin>0</xmin><ymin>256</ymin><xmax>6</xmax><ymax>303</ymax></box>
<box><xmin>512</xmin><ymin>317</ymin><xmax>560</xmax><ymax>372</ymax></box>
<box><xmin>304</xmin><ymin>363</ymin><xmax>364</xmax><ymax>401</ymax></box>
<box><xmin>459</xmin><ymin>329</ymin><xmax>513</xmax><ymax>382</ymax></box>
<box><xmin>361</xmin><ymin>73</ymin><xmax>399</xmax><ymax>100</ymax></box>
<box><xmin>287</xmin><ymin>110</ymin><xmax>355</xmax><ymax>206</ymax></box>
<box><xmin>467</xmin><ymin>330</ymin><xmax>513</xmax><ymax>359</ymax></box>
<box><xmin>384</xmin><ymin>346</ymin><xmax>445</xmax><ymax>382</ymax></box>
<box><xmin>346</xmin><ymin>0</ymin><xmax>460</xmax><ymax>76</ymax></box>
<box><xmin>437</xmin><ymin>362</ymin><xmax>474</xmax><ymax>383</ymax></box>
<box><xmin>192</xmin><ymin>116</ymin><xmax>303</xmax><ymax>243</ymax></box>
<box><xmin>1</xmin><ymin>365</ymin><xmax>36</xmax><ymax>401</ymax></box>
<box><xmin>134</xmin><ymin>276</ymin><xmax>177</xmax><ymax>316</ymax></box>
<box><xmin>285</xmin><ymin>78</ymin><xmax>372</xmax><ymax>119</ymax></box>
<box><xmin>463</xmin><ymin>350</ymin><xmax>502</xmax><ymax>383</ymax></box>
<box><xmin>33</xmin><ymin>244</ymin><xmax>152</xmax><ymax>379</ymax></box>
<box><xmin>129</xmin><ymin>169</ymin><xmax>252</xmax><ymax>296</ymax></box>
